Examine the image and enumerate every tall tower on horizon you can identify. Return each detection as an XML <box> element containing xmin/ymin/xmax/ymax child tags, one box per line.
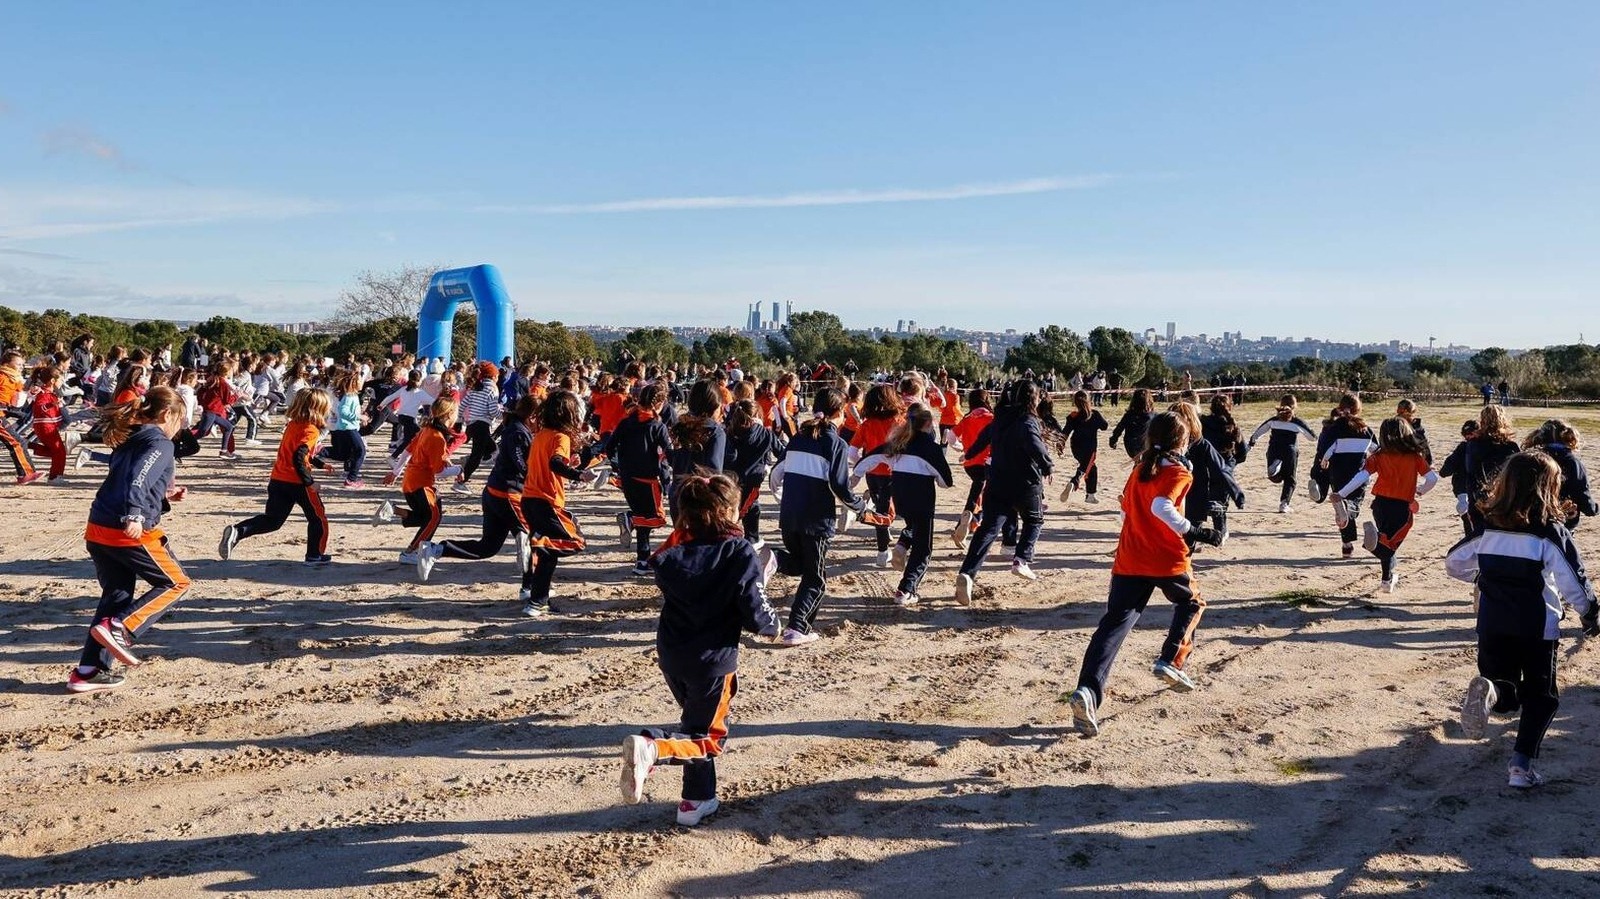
<box><xmin>771</xmin><ymin>301</ymin><xmax>781</xmax><ymax>328</ymax></box>
<box><xmin>786</xmin><ymin>300</ymin><xmax>794</xmax><ymax>323</ymax></box>
<box><xmin>1165</xmin><ymin>321</ymin><xmax>1177</xmax><ymax>343</ymax></box>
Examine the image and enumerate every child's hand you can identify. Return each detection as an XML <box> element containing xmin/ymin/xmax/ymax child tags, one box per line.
<box><xmin>122</xmin><ymin>520</ymin><xmax>144</xmax><ymax>540</ymax></box>
<box><xmin>167</xmin><ymin>485</ymin><xmax>187</xmax><ymax>502</ymax></box>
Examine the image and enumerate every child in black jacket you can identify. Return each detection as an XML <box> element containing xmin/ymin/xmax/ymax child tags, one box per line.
<box><xmin>1058</xmin><ymin>390</ymin><xmax>1108</xmax><ymax>504</ymax></box>
<box><xmin>603</xmin><ymin>383</ymin><xmax>673</xmax><ymax>575</ymax></box>
<box><xmin>620</xmin><ymin>475</ymin><xmax>780</xmax><ymax>826</ymax></box>
<box><xmin>723</xmin><ymin>399</ymin><xmax>786</xmax><ymax>548</ymax></box>
<box><xmin>855</xmin><ymin>405</ymin><xmax>952</xmax><ymax>607</ymax></box>
<box><xmin>955</xmin><ymin>380</ymin><xmax>1054</xmax><ymax>604</ymax></box>
<box><xmin>1522</xmin><ymin>419</ymin><xmax>1598</xmax><ymax>530</ymax></box>
<box><xmin>1446</xmin><ymin>450</ymin><xmax>1598</xmax><ymax>788</ymax></box>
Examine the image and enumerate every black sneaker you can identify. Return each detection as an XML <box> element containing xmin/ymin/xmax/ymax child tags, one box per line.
<box><xmin>90</xmin><ymin>617</ymin><xmax>140</xmax><ymax>667</ymax></box>
<box><xmin>67</xmin><ymin>668</ymin><xmax>126</xmax><ymax>693</ymax></box>
<box><xmin>303</xmin><ymin>554</ymin><xmax>333</xmax><ymax>567</ymax></box>
<box><xmin>630</xmin><ymin>560</ymin><xmax>653</xmax><ymax>578</ymax></box>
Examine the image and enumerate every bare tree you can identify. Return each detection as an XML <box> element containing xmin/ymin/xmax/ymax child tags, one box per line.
<box><xmin>327</xmin><ymin>264</ymin><xmax>443</xmax><ymax>333</ymax></box>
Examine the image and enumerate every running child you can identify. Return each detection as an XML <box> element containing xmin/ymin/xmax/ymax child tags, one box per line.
<box><xmin>1108</xmin><ymin>388</ymin><xmax>1155</xmax><ymax>461</ymax></box>
<box><xmin>316</xmin><ymin>369</ymin><xmax>368</xmax><ymax>488</ymax></box>
<box><xmin>764</xmin><ymin>388</ymin><xmax>869</xmax><ymax>645</ymax></box>
<box><xmin>1247</xmin><ymin>394</ymin><xmax>1317</xmax><ymax>513</ymax></box>
<box><xmin>937</xmin><ymin>376</ymin><xmax>962</xmax><ymax>447</ymax></box>
<box><xmin>69</xmin><ymin>387</ymin><xmax>193</xmax><ymax>693</ymax></box>
<box><xmin>849</xmin><ymin>384</ymin><xmax>905</xmax><ymax>565</ymax></box>
<box><xmin>218</xmin><ymin>389</ymin><xmax>337</xmax><ymax>566</ymax></box>
<box><xmin>1439</xmin><ymin>419</ymin><xmax>1481</xmax><ymax>537</ymax></box>
<box><xmin>954</xmin><ymin>380</ymin><xmax>1053</xmax><ymax>604</ymax></box>
<box><xmin>1522</xmin><ymin>419</ymin><xmax>1597</xmax><ymax>530</ymax></box>
<box><xmin>193</xmin><ymin>361</ymin><xmax>240</xmax><ymax>459</ymax></box>
<box><xmin>1453</xmin><ymin>405</ymin><xmax>1519</xmax><ymax>532</ymax></box>
<box><xmin>619</xmin><ymin>474</ymin><xmax>781</xmax><ymax>826</ymax></box>
<box><xmin>1314</xmin><ymin>394</ymin><xmax>1377</xmax><ymax>558</ymax></box>
<box><xmin>455</xmin><ymin>362</ymin><xmax>501</xmax><ymax>493</ymax></box>
<box><xmin>374</xmin><ymin>396</ymin><xmax>461</xmax><ymax>564</ymax></box>
<box><xmin>722</xmin><ymin>398</ymin><xmax>786</xmax><ymax>550</ymax></box>
<box><xmin>1334</xmin><ymin>416</ymin><xmax>1438</xmax><ymax>593</ymax></box>
<box><xmin>605</xmin><ymin>382</ymin><xmax>673</xmax><ymax>576</ymax></box>
<box><xmin>1067</xmin><ymin>411</ymin><xmax>1224</xmax><ymax>737</ymax></box>
<box><xmin>27</xmin><ymin>365</ymin><xmax>67</xmax><ymax>481</ymax></box>
<box><xmin>1057</xmin><ymin>389</ymin><xmax>1108</xmax><ymax>504</ymax></box>
<box><xmin>949</xmin><ymin>387</ymin><xmax>994</xmax><ymax>548</ymax></box>
<box><xmin>1447</xmin><ymin>450</ymin><xmax>1599</xmax><ymax>788</ymax></box>
<box><xmin>415</xmin><ymin>395</ymin><xmax>537</xmax><ymax>582</ymax></box>
<box><xmin>519</xmin><ymin>390</ymin><xmax>595</xmax><ymax>616</ymax></box>
<box><xmin>0</xmin><ymin>351</ymin><xmax>42</xmax><ymax>485</ymax></box>
<box><xmin>854</xmin><ymin>404</ymin><xmax>952</xmax><ymax>607</ymax></box>
<box><xmin>668</xmin><ymin>380</ymin><xmax>728</xmax><ymax>518</ymax></box>
<box><xmin>1170</xmin><ymin>402</ymin><xmax>1243</xmax><ymax>542</ymax></box>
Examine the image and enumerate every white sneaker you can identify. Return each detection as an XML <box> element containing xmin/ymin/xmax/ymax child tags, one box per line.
<box><xmin>372</xmin><ymin>499</ymin><xmax>395</xmax><ymax>525</ymax></box>
<box><xmin>218</xmin><ymin>524</ymin><xmax>239</xmax><ymax>560</ymax></box>
<box><xmin>74</xmin><ymin>448</ymin><xmax>91</xmax><ymax>472</ymax></box>
<box><xmin>779</xmin><ymin>628</ymin><xmax>819</xmax><ymax>647</ymax></box>
<box><xmin>1508</xmin><ymin>765</ymin><xmax>1545</xmax><ymax>789</ymax></box>
<box><xmin>890</xmin><ymin>544</ymin><xmax>908</xmax><ymax>571</ymax></box>
<box><xmin>1152</xmin><ymin>660</ymin><xmax>1196</xmax><ymax>692</ymax></box>
<box><xmin>617</xmin><ymin>511</ymin><xmax>632</xmax><ymax>548</ymax></box>
<box><xmin>521</xmin><ymin>598</ymin><xmax>549</xmax><ymax>618</ymax></box>
<box><xmin>515</xmin><ymin>531</ymin><xmax>532</xmax><ymax>573</ymax></box>
<box><xmin>620</xmin><ymin>735</ymin><xmax>657</xmax><ymax>804</ymax></box>
<box><xmin>1069</xmin><ymin>686</ymin><xmax>1099</xmax><ymax>737</ymax></box>
<box><xmin>894</xmin><ymin>590</ymin><xmax>919</xmax><ymax>608</ymax></box>
<box><xmin>244</xmin><ymin>438</ymin><xmax>262</xmax><ymax>448</ymax></box>
<box><xmin>676</xmin><ymin>797</ymin><xmax>720</xmax><ymax>826</ymax></box>
<box><xmin>836</xmin><ymin>507</ymin><xmax>853</xmax><ymax>534</ymax></box>
<box><xmin>954</xmin><ymin>573</ymin><xmax>974</xmax><ymax>606</ymax></box>
<box><xmin>875</xmin><ymin>549</ymin><xmax>893</xmax><ymax>568</ymax></box>
<box><xmin>1461</xmin><ymin>676</ymin><xmax>1496</xmax><ymax>740</ymax></box>
<box><xmin>1010</xmin><ymin>559</ymin><xmax>1037</xmax><ymax>580</ymax></box>
<box><xmin>1381</xmin><ymin>574</ymin><xmax>1399</xmax><ymax>594</ymax></box>
<box><xmin>1279</xmin><ymin>501</ymin><xmax>1292</xmax><ymax>514</ymax></box>
<box><xmin>416</xmin><ymin>541</ymin><xmax>443</xmax><ymax>582</ymax></box>
<box><xmin>1362</xmin><ymin>521</ymin><xmax>1380</xmax><ymax>553</ymax></box>
<box><xmin>451</xmin><ymin>480</ymin><xmax>471</xmax><ymax>495</ymax></box>
<box><xmin>1085</xmin><ymin>493</ymin><xmax>1099</xmax><ymax>505</ymax></box>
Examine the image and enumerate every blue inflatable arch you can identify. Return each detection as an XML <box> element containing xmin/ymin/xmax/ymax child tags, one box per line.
<box><xmin>416</xmin><ymin>264</ymin><xmax>515</xmax><ymax>364</ymax></box>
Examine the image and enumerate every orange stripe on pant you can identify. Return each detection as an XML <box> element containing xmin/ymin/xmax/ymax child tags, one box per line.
<box><xmin>489</xmin><ymin>487</ymin><xmax>529</xmax><ymax>532</ymax></box>
<box><xmin>306</xmin><ymin>486</ymin><xmax>330</xmax><ymax>556</ymax></box>
<box><xmin>1</xmin><ymin>427</ymin><xmax>36</xmax><ymax>477</ymax></box>
<box><xmin>653</xmin><ymin>673</ymin><xmax>736</xmax><ymax>762</ymax></box>
<box><xmin>122</xmin><ymin>538</ymin><xmax>193</xmax><ymax>633</ymax></box>
<box><xmin>1171</xmin><ymin>580</ymin><xmax>1206</xmax><ymax>670</ymax></box>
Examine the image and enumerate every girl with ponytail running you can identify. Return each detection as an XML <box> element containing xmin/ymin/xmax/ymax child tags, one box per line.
<box><xmin>218</xmin><ymin>389</ymin><xmax>337</xmax><ymax>567</ymax></box>
<box><xmin>1314</xmin><ymin>394</ymin><xmax>1377</xmax><ymax>558</ymax></box>
<box><xmin>1058</xmin><ymin>389</ymin><xmax>1108</xmax><ymax>505</ymax></box>
<box><xmin>854</xmin><ymin>404</ymin><xmax>952</xmax><ymax>607</ymax></box>
<box><xmin>949</xmin><ymin>388</ymin><xmax>993</xmax><ymax>548</ymax></box>
<box><xmin>1334</xmin><ymin>416</ymin><xmax>1438</xmax><ymax>593</ymax></box>
<box><xmin>1247</xmin><ymin>394</ymin><xmax>1317</xmax><ymax>514</ymax></box>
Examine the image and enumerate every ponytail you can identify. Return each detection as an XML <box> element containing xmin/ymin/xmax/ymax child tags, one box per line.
<box><xmin>101</xmin><ymin>386</ymin><xmax>183</xmax><ymax>448</ymax></box>
<box><xmin>1136</xmin><ymin>412</ymin><xmax>1189</xmax><ymax>482</ymax></box>
<box><xmin>799</xmin><ymin>387</ymin><xmax>846</xmax><ymax>438</ymax></box>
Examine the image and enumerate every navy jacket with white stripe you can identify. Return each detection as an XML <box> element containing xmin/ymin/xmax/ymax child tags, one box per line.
<box><xmin>853</xmin><ymin>430</ymin><xmax>953</xmax><ymax>520</ymax></box>
<box><xmin>772</xmin><ymin>422</ymin><xmax>866</xmax><ymax>537</ymax></box>
<box><xmin>1445</xmin><ymin>522</ymin><xmax>1595</xmax><ymax>640</ymax></box>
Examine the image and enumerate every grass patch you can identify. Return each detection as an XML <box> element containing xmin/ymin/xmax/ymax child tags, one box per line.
<box><xmin>1275</xmin><ymin>758</ymin><xmax>1320</xmax><ymax>777</ymax></box>
<box><xmin>1273</xmin><ymin>589</ymin><xmax>1329</xmax><ymax>608</ymax></box>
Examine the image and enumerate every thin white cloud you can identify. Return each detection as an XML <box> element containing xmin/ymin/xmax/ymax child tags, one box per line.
<box><xmin>478</xmin><ymin>175</ymin><xmax>1114</xmax><ymax>214</ymax></box>
<box><xmin>0</xmin><ymin>185</ymin><xmax>335</xmax><ymax>240</ymax></box>
<box><xmin>41</xmin><ymin>125</ymin><xmax>137</xmax><ymax>171</ymax></box>
<box><xmin>0</xmin><ymin>246</ymin><xmax>91</xmax><ymax>263</ymax></box>
<box><xmin>0</xmin><ymin>263</ymin><xmax>241</xmax><ymax>318</ymax></box>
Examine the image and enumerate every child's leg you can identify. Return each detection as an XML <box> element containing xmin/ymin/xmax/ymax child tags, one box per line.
<box><xmin>648</xmin><ymin>672</ymin><xmax>737</xmax><ymax>801</ymax></box>
<box><xmin>1512</xmin><ymin>638</ymin><xmax>1560</xmax><ymax>760</ymax></box>
<box><xmin>898</xmin><ymin>514</ymin><xmax>935</xmax><ymax>595</ymax></box>
<box><xmin>739</xmin><ymin>478</ymin><xmax>762</xmax><ymax>543</ymax></box>
<box><xmin>1083</xmin><ymin>452</ymin><xmax>1098</xmax><ymax>495</ymax></box>
<box><xmin>963</xmin><ymin>467</ymin><xmax>985</xmax><ymax>514</ymax></box>
<box><xmin>1155</xmin><ymin>574</ymin><xmax>1206</xmax><ymax>669</ymax></box>
<box><xmin>234</xmin><ymin>480</ymin><xmax>298</xmax><ymax>542</ymax></box>
<box><xmin>122</xmin><ymin>536</ymin><xmax>192</xmax><ymax>640</ymax></box>
<box><xmin>80</xmin><ymin>542</ymin><xmax>138</xmax><ymax>669</ymax></box>
<box><xmin>1279</xmin><ymin>448</ymin><xmax>1298</xmax><ymax>503</ymax></box>
<box><xmin>867</xmin><ymin>474</ymin><xmax>893</xmax><ymax>553</ymax></box>
<box><xmin>400</xmin><ymin>488</ymin><xmax>442</xmax><ymax>552</ymax></box>
<box><xmin>1014</xmin><ymin>489</ymin><xmax>1046</xmax><ymax>563</ymax></box>
<box><xmin>441</xmin><ymin>491</ymin><xmax>517</xmax><ymax>559</ymax></box>
<box><xmin>460</xmin><ymin>421</ymin><xmax>496</xmax><ymax>481</ymax></box>
<box><xmin>292</xmin><ymin>484</ymin><xmax>330</xmax><ymax>559</ymax></box>
<box><xmin>1074</xmin><ymin>574</ymin><xmax>1157</xmax><ymax>705</ymax></box>
<box><xmin>785</xmin><ymin>532</ymin><xmax>831</xmax><ymax>634</ymax></box>
<box><xmin>959</xmin><ymin>503</ymin><xmax>1009</xmax><ymax>578</ymax></box>
<box><xmin>0</xmin><ymin>426</ymin><xmax>37</xmax><ymax>479</ymax></box>
<box><xmin>624</xmin><ymin>478</ymin><xmax>667</xmax><ymax>562</ymax></box>
<box><xmin>522</xmin><ymin>499</ymin><xmax>585</xmax><ymax>600</ymax></box>
<box><xmin>1371</xmin><ymin>496</ymin><xmax>1413</xmax><ymax>579</ymax></box>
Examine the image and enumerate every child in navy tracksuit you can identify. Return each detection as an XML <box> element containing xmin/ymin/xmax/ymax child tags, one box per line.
<box><xmin>619</xmin><ymin>474</ymin><xmax>780</xmax><ymax>827</ymax></box>
<box><xmin>1058</xmin><ymin>390</ymin><xmax>1108</xmax><ymax>504</ymax></box>
<box><xmin>1438</xmin><ymin>419</ymin><xmax>1481</xmax><ymax>537</ymax></box>
<box><xmin>415</xmin><ymin>394</ymin><xmax>538</xmax><ymax>580</ymax></box>
<box><xmin>1314</xmin><ymin>394</ymin><xmax>1377</xmax><ymax>557</ymax></box>
<box><xmin>766</xmin><ymin>388</ymin><xmax>868</xmax><ymax>645</ymax></box>
<box><xmin>604</xmin><ymin>382</ymin><xmax>673</xmax><ymax>575</ymax></box>
<box><xmin>668</xmin><ymin>380</ymin><xmax>728</xmax><ymax>519</ymax></box>
<box><xmin>1447</xmin><ymin>450</ymin><xmax>1599</xmax><ymax>788</ymax></box>
<box><xmin>1108</xmin><ymin>388</ymin><xmax>1155</xmax><ymax>461</ymax></box>
<box><xmin>1171</xmin><ymin>402</ymin><xmax>1244</xmax><ymax>541</ymax></box>
<box><xmin>955</xmin><ymin>380</ymin><xmax>1054</xmax><ymax>604</ymax></box>
<box><xmin>854</xmin><ymin>405</ymin><xmax>952</xmax><ymax>607</ymax></box>
<box><xmin>1247</xmin><ymin>394</ymin><xmax>1317</xmax><ymax>513</ymax></box>
<box><xmin>70</xmin><ymin>387</ymin><xmax>193</xmax><ymax>693</ymax></box>
<box><xmin>1522</xmin><ymin>419</ymin><xmax>1597</xmax><ymax>530</ymax></box>
<box><xmin>723</xmin><ymin>399</ymin><xmax>786</xmax><ymax>548</ymax></box>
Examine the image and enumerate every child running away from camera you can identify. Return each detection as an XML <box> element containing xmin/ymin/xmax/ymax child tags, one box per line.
<box><xmin>620</xmin><ymin>474</ymin><xmax>781</xmax><ymax>826</ymax></box>
<box><xmin>1447</xmin><ymin>450</ymin><xmax>1598</xmax><ymax>789</ymax></box>
<box><xmin>1068</xmin><ymin>411</ymin><xmax>1223</xmax><ymax>737</ymax></box>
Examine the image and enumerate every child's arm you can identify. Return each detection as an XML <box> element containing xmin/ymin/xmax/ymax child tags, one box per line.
<box><xmin>736</xmin><ymin>549</ymin><xmax>781</xmax><ymax>638</ymax></box>
<box><xmin>1543</xmin><ymin>531</ymin><xmax>1598</xmax><ymax>630</ymax></box>
<box><xmin>1414</xmin><ymin>456</ymin><xmax>1440</xmax><ymax>497</ymax></box>
<box><xmin>1246</xmin><ymin>419</ymin><xmax>1272</xmax><ymax>447</ymax></box>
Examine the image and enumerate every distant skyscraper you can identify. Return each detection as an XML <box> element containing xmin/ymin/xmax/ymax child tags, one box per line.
<box><xmin>747</xmin><ymin>303</ymin><xmax>761</xmax><ymax>332</ymax></box>
<box><xmin>897</xmin><ymin>319</ymin><xmax>906</xmax><ymax>334</ymax></box>
<box><xmin>786</xmin><ymin>300</ymin><xmax>794</xmax><ymax>322</ymax></box>
<box><xmin>1165</xmin><ymin>321</ymin><xmax>1177</xmax><ymax>343</ymax></box>
<box><xmin>771</xmin><ymin>302</ymin><xmax>781</xmax><ymax>327</ymax></box>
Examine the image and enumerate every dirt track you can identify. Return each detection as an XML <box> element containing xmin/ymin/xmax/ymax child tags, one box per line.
<box><xmin>3</xmin><ymin>401</ymin><xmax>1599</xmax><ymax>897</ymax></box>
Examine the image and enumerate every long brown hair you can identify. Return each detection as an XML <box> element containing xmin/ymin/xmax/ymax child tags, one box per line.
<box><xmin>1376</xmin><ymin>416</ymin><xmax>1426</xmax><ymax>456</ymax></box>
<box><xmin>800</xmin><ymin>387</ymin><xmax>846</xmax><ymax>438</ymax></box>
<box><xmin>1137</xmin><ymin>412</ymin><xmax>1190</xmax><ymax>482</ymax></box>
<box><xmin>672</xmin><ymin>474</ymin><xmax>743</xmax><ymax>540</ymax></box>
<box><xmin>101</xmin><ymin>386</ymin><xmax>184</xmax><ymax>448</ymax></box>
<box><xmin>1480</xmin><ymin>450</ymin><xmax>1562</xmax><ymax>529</ymax></box>
<box><xmin>1330</xmin><ymin>393</ymin><xmax>1366</xmax><ymax>431</ymax></box>
<box><xmin>886</xmin><ymin>404</ymin><xmax>934</xmax><ymax>456</ymax></box>
<box><xmin>861</xmin><ymin>383</ymin><xmax>904</xmax><ymax>420</ymax></box>
<box><xmin>1524</xmin><ymin>418</ymin><xmax>1580</xmax><ymax>451</ymax></box>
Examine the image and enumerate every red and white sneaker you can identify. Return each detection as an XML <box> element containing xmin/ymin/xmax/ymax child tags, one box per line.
<box><xmin>66</xmin><ymin>667</ymin><xmax>126</xmax><ymax>693</ymax></box>
<box><xmin>89</xmin><ymin>617</ymin><xmax>141</xmax><ymax>666</ymax></box>
<box><xmin>16</xmin><ymin>471</ymin><xmax>44</xmax><ymax>486</ymax></box>
<box><xmin>676</xmin><ymin>797</ymin><xmax>720</xmax><ymax>826</ymax></box>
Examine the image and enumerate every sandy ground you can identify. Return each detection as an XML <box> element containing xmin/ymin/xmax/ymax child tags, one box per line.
<box><xmin>2</xmin><ymin>400</ymin><xmax>1599</xmax><ymax>898</ymax></box>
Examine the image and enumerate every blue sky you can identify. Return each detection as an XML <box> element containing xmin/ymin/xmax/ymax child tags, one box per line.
<box><xmin>1</xmin><ymin>1</ymin><xmax>1596</xmax><ymax>348</ymax></box>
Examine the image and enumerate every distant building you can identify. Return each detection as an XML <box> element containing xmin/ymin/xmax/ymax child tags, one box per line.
<box><xmin>1165</xmin><ymin>321</ymin><xmax>1177</xmax><ymax>343</ymax></box>
<box><xmin>771</xmin><ymin>302</ymin><xmax>781</xmax><ymax>328</ymax></box>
